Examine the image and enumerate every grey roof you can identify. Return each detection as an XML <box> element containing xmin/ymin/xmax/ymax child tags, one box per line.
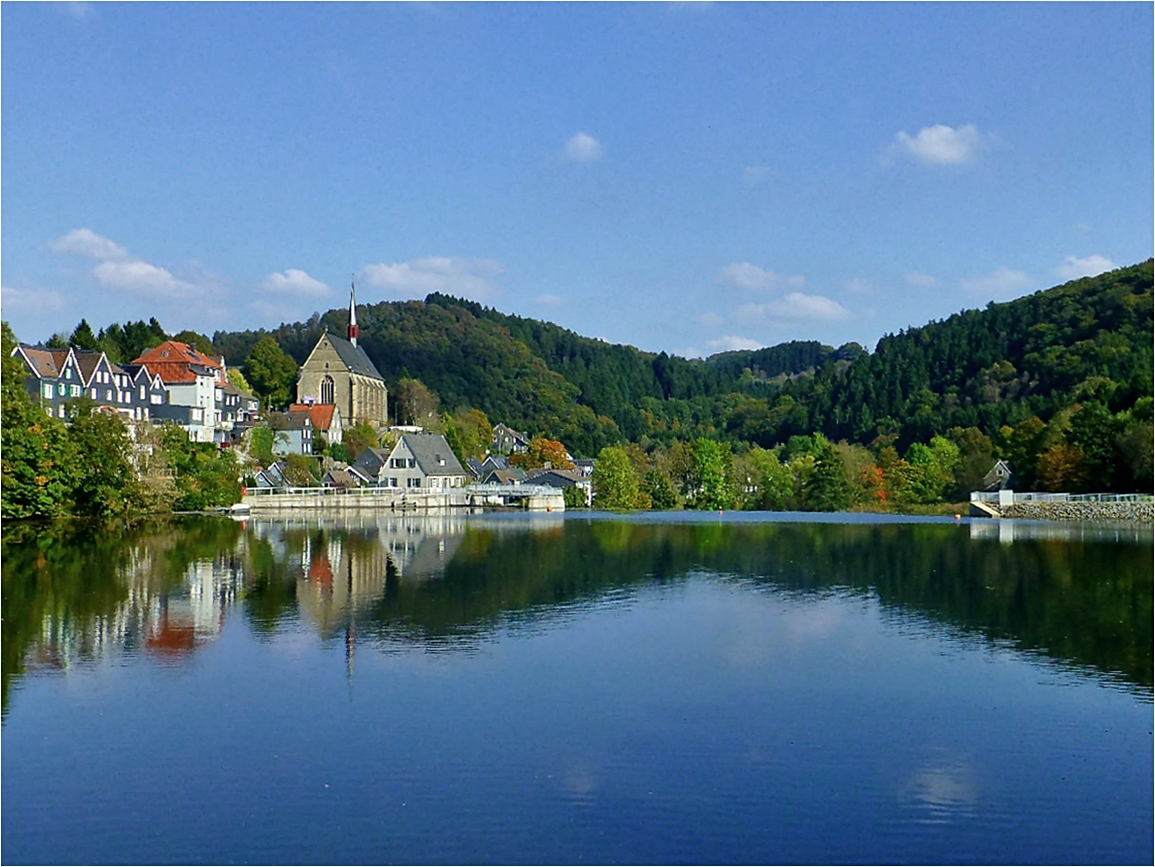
<box><xmin>526</xmin><ymin>469</ymin><xmax>584</xmax><ymax>487</ymax></box>
<box><xmin>72</xmin><ymin>349</ymin><xmax>107</xmax><ymax>384</ymax></box>
<box><xmin>325</xmin><ymin>333</ymin><xmax>384</xmax><ymax>381</ymax></box>
<box><xmin>400</xmin><ymin>434</ymin><xmax>466</xmax><ymax>476</ymax></box>
<box><xmin>282</xmin><ymin>410</ymin><xmax>313</xmax><ymax>430</ymax></box>
<box><xmin>322</xmin><ymin>469</ymin><xmax>358</xmax><ymax>487</ymax></box>
<box><xmin>482</xmin><ymin>468</ymin><xmax>527</xmax><ymax>485</ymax></box>
<box><xmin>352</xmin><ymin>447</ymin><xmax>390</xmax><ymax>474</ymax></box>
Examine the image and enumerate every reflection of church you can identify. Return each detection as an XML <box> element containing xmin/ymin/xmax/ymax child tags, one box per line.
<box><xmin>285</xmin><ymin>517</ymin><xmax>468</xmax><ymax>639</ymax></box>
<box><xmin>296</xmin><ymin>284</ymin><xmax>388</xmax><ymax>429</ymax></box>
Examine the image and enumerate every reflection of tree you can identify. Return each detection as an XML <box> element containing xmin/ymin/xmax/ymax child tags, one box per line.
<box><xmin>3</xmin><ymin>517</ymin><xmax>1151</xmax><ymax>714</ymax></box>
<box><xmin>1</xmin><ymin>518</ymin><xmax>246</xmax><ymax>716</ymax></box>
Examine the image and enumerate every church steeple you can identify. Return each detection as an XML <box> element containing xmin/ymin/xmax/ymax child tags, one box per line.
<box><xmin>348</xmin><ymin>277</ymin><xmax>359</xmax><ymax>347</ymax></box>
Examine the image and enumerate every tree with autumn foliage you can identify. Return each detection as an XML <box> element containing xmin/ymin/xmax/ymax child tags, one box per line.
<box><xmin>510</xmin><ymin>437</ymin><xmax>575</xmax><ymax>471</ymax></box>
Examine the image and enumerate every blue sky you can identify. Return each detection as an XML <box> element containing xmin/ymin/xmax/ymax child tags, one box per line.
<box><xmin>3</xmin><ymin>2</ymin><xmax>1151</xmax><ymax>357</ymax></box>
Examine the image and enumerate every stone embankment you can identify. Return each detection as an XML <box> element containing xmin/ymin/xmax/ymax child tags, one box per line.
<box><xmin>998</xmin><ymin>501</ymin><xmax>1153</xmax><ymax>523</ymax></box>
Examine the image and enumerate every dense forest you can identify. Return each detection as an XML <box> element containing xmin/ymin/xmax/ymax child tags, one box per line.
<box><xmin>208</xmin><ymin>261</ymin><xmax>1152</xmax><ymax>475</ymax></box>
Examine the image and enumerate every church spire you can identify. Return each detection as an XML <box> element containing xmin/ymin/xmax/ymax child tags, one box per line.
<box><xmin>348</xmin><ymin>277</ymin><xmax>359</xmax><ymax>347</ymax></box>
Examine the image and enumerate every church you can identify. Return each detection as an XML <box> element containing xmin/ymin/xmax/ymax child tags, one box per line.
<box><xmin>296</xmin><ymin>285</ymin><xmax>389</xmax><ymax>429</ymax></box>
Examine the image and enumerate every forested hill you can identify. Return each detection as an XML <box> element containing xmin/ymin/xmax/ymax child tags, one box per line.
<box><xmin>786</xmin><ymin>259</ymin><xmax>1154</xmax><ymax>448</ymax></box>
<box><xmin>213</xmin><ymin>298</ymin><xmax>849</xmax><ymax>453</ymax></box>
<box><xmin>210</xmin><ymin>259</ymin><xmax>1152</xmax><ymax>456</ymax></box>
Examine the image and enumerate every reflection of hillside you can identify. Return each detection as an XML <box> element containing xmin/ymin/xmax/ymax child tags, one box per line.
<box><xmin>2</xmin><ymin>519</ymin><xmax>248</xmax><ymax>713</ymax></box>
<box><xmin>3</xmin><ymin>515</ymin><xmax>1152</xmax><ymax>713</ymax></box>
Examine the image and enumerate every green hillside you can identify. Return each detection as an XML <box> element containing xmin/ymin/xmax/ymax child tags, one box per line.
<box><xmin>209</xmin><ymin>260</ymin><xmax>1152</xmax><ymax>467</ymax></box>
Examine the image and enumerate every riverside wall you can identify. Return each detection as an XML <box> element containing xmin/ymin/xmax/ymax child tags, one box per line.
<box><xmin>997</xmin><ymin>501</ymin><xmax>1153</xmax><ymax>523</ymax></box>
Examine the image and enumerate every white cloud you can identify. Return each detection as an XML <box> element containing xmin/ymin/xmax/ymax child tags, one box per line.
<box><xmin>895</xmin><ymin>124</ymin><xmax>984</xmax><ymax>165</ymax></box>
<box><xmin>2</xmin><ymin>284</ymin><xmax>67</xmax><ymax>313</ymax></box>
<box><xmin>536</xmin><ymin>294</ymin><xmax>566</xmax><ymax>306</ymax></box>
<box><xmin>359</xmin><ymin>257</ymin><xmax>504</xmax><ymax>301</ymax></box>
<box><xmin>50</xmin><ymin>228</ymin><xmax>129</xmax><ymax>261</ymax></box>
<box><xmin>1052</xmin><ymin>254</ymin><xmax>1117</xmax><ymax>282</ymax></box>
<box><xmin>64</xmin><ymin>2</ymin><xmax>94</xmax><ymax>19</ymax></box>
<box><xmin>737</xmin><ymin>292</ymin><xmax>852</xmax><ymax>322</ymax></box>
<box><xmin>261</xmin><ymin>268</ymin><xmax>331</xmax><ymax>298</ymax></box>
<box><xmin>694</xmin><ymin>311</ymin><xmax>725</xmax><ymax>327</ymax></box>
<box><xmin>844</xmin><ymin>277</ymin><xmax>873</xmax><ymax>295</ymax></box>
<box><xmin>905</xmin><ymin>271</ymin><xmax>942</xmax><ymax>288</ymax></box>
<box><xmin>92</xmin><ymin>259</ymin><xmax>193</xmax><ymax>299</ymax></box>
<box><xmin>718</xmin><ymin>262</ymin><xmax>805</xmax><ymax>292</ymax></box>
<box><xmin>564</xmin><ymin>132</ymin><xmax>603</xmax><ymax>163</ymax></box>
<box><xmin>959</xmin><ymin>268</ymin><xmax>1035</xmax><ymax>301</ymax></box>
<box><xmin>706</xmin><ymin>335</ymin><xmax>762</xmax><ymax>352</ymax></box>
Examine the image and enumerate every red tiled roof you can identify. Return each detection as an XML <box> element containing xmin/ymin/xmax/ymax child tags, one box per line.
<box><xmin>289</xmin><ymin>403</ymin><xmax>337</xmax><ymax>431</ymax></box>
<box><xmin>132</xmin><ymin>341</ymin><xmax>224</xmax><ymax>384</ymax></box>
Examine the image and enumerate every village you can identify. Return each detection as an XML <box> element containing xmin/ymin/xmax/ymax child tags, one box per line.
<box><xmin>10</xmin><ymin>287</ymin><xmax>593</xmax><ymax>512</ymax></box>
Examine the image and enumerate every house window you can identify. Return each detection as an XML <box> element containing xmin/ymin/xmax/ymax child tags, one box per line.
<box><xmin>65</xmin><ymin>369</ymin><xmax>71</xmax><ymax>380</ymax></box>
<box><xmin>90</xmin><ymin>388</ymin><xmax>97</xmax><ymax>399</ymax></box>
<box><xmin>71</xmin><ymin>385</ymin><xmax>81</xmax><ymax>397</ymax></box>
<box><xmin>42</xmin><ymin>383</ymin><xmax>53</xmax><ymax>398</ymax></box>
<box><xmin>408</xmin><ymin>477</ymin><xmax>421</xmax><ymax>488</ymax></box>
<box><xmin>106</xmin><ymin>389</ymin><xmax>113</xmax><ymax>401</ymax></box>
<box><xmin>389</xmin><ymin>477</ymin><xmax>398</xmax><ymax>487</ymax></box>
<box><xmin>140</xmin><ymin>385</ymin><xmax>146</xmax><ymax>399</ymax></box>
<box><xmin>58</xmin><ymin>383</ymin><xmax>66</xmax><ymax>396</ymax></box>
<box><xmin>59</xmin><ymin>405</ymin><xmax>66</xmax><ymax>418</ymax></box>
<box><xmin>408</xmin><ymin>458</ymin><xmax>416</xmax><ymax>468</ymax></box>
<box><xmin>321</xmin><ymin>375</ymin><xmax>335</xmax><ymax>404</ymax></box>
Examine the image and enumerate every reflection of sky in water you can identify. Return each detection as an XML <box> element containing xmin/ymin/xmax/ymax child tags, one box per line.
<box><xmin>900</xmin><ymin>757</ymin><xmax>979</xmax><ymax>823</ymax></box>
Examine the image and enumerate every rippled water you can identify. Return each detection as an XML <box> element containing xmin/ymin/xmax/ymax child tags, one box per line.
<box><xmin>2</xmin><ymin>513</ymin><xmax>1151</xmax><ymax>864</ymax></box>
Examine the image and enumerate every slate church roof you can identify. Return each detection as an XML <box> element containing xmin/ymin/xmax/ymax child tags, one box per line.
<box><xmin>321</xmin><ymin>332</ymin><xmax>384</xmax><ymax>381</ymax></box>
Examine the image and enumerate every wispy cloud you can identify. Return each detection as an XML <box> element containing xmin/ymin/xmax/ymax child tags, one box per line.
<box><xmin>718</xmin><ymin>262</ymin><xmax>805</xmax><ymax>292</ymax></box>
<box><xmin>535</xmin><ymin>294</ymin><xmax>566</xmax><ymax>306</ymax></box>
<box><xmin>92</xmin><ymin>259</ymin><xmax>194</xmax><ymax>299</ymax></box>
<box><xmin>64</xmin><ymin>2</ymin><xmax>94</xmax><ymax>19</ymax></box>
<box><xmin>50</xmin><ymin>228</ymin><xmax>129</xmax><ymax>261</ymax></box>
<box><xmin>564</xmin><ymin>132</ymin><xmax>604</xmax><ymax>163</ymax></box>
<box><xmin>959</xmin><ymin>267</ymin><xmax>1035</xmax><ymax>301</ymax></box>
<box><xmin>1052</xmin><ymin>254</ymin><xmax>1116</xmax><ymax>282</ymax></box>
<box><xmin>905</xmin><ymin>271</ymin><xmax>942</xmax><ymax>288</ymax></box>
<box><xmin>706</xmin><ymin>335</ymin><xmax>762</xmax><ymax>352</ymax></box>
<box><xmin>894</xmin><ymin>124</ymin><xmax>986</xmax><ymax>165</ymax></box>
<box><xmin>261</xmin><ymin>269</ymin><xmax>331</xmax><ymax>298</ymax></box>
<box><xmin>359</xmin><ymin>257</ymin><xmax>504</xmax><ymax>301</ymax></box>
<box><xmin>694</xmin><ymin>311</ymin><xmax>725</xmax><ymax>327</ymax></box>
<box><xmin>844</xmin><ymin>277</ymin><xmax>873</xmax><ymax>295</ymax></box>
<box><xmin>737</xmin><ymin>292</ymin><xmax>852</xmax><ymax>322</ymax></box>
<box><xmin>2</xmin><ymin>284</ymin><xmax>66</xmax><ymax>313</ymax></box>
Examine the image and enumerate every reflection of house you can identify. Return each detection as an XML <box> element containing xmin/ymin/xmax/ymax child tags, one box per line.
<box><xmin>296</xmin><ymin>285</ymin><xmax>388</xmax><ymax>429</ymax></box>
<box><xmin>983</xmin><ymin>460</ymin><xmax>1014</xmax><ymax>491</ymax></box>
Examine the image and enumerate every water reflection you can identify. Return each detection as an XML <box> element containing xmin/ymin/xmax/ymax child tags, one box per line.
<box><xmin>2</xmin><ymin>514</ymin><xmax>1151</xmax><ymax>714</ymax></box>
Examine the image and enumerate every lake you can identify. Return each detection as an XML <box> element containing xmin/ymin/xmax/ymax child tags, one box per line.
<box><xmin>2</xmin><ymin>513</ymin><xmax>1151</xmax><ymax>865</ymax></box>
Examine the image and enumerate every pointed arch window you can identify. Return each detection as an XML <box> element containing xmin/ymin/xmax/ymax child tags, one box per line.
<box><xmin>321</xmin><ymin>375</ymin><xmax>335</xmax><ymax>405</ymax></box>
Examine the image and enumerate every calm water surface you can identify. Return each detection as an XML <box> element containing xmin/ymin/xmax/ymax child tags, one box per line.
<box><xmin>2</xmin><ymin>513</ymin><xmax>1151</xmax><ymax>865</ymax></box>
